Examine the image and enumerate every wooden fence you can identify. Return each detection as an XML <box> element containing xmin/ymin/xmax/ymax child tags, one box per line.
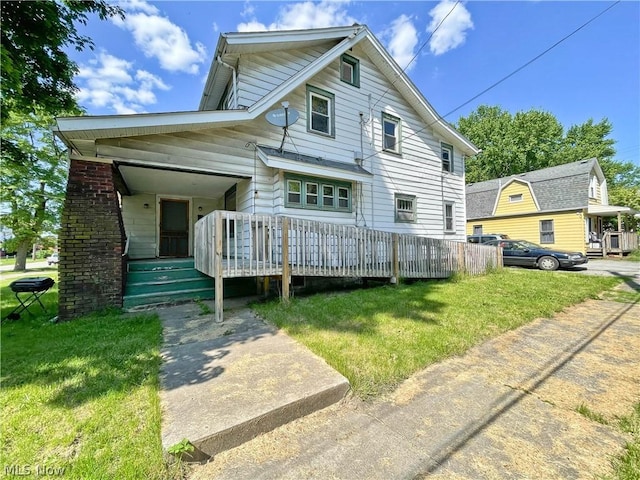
<box><xmin>195</xmin><ymin>211</ymin><xmax>501</xmax><ymax>321</ymax></box>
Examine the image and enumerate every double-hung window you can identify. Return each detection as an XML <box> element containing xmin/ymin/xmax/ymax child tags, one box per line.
<box><xmin>382</xmin><ymin>113</ymin><xmax>401</xmax><ymax>154</ymax></box>
<box><xmin>340</xmin><ymin>54</ymin><xmax>360</xmax><ymax>87</ymax></box>
<box><xmin>441</xmin><ymin>143</ymin><xmax>453</xmax><ymax>173</ymax></box>
<box><xmin>444</xmin><ymin>202</ymin><xmax>455</xmax><ymax>232</ymax></box>
<box><xmin>540</xmin><ymin>220</ymin><xmax>554</xmax><ymax>244</ymax></box>
<box><xmin>395</xmin><ymin>194</ymin><xmax>416</xmax><ymax>223</ymax></box>
<box><xmin>285</xmin><ymin>175</ymin><xmax>351</xmax><ymax>212</ymax></box>
<box><xmin>307</xmin><ymin>85</ymin><xmax>335</xmax><ymax>137</ymax></box>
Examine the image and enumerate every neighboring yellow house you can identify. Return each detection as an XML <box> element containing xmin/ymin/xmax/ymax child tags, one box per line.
<box><xmin>465</xmin><ymin>158</ymin><xmax>637</xmax><ymax>255</ymax></box>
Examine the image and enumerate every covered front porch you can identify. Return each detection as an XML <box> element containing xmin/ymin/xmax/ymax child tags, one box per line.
<box><xmin>585</xmin><ymin>205</ymin><xmax>638</xmax><ymax>257</ymax></box>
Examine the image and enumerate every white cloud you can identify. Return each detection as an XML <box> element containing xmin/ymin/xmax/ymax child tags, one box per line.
<box><xmin>75</xmin><ymin>51</ymin><xmax>170</xmax><ymax>114</ymax></box>
<box><xmin>238</xmin><ymin>0</ymin><xmax>357</xmax><ymax>32</ymax></box>
<box><xmin>113</xmin><ymin>0</ymin><xmax>207</xmax><ymax>74</ymax></box>
<box><xmin>382</xmin><ymin>15</ymin><xmax>419</xmax><ymax>71</ymax></box>
<box><xmin>427</xmin><ymin>0</ymin><xmax>473</xmax><ymax>55</ymax></box>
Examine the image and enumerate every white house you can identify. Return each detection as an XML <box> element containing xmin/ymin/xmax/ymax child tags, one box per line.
<box><xmin>54</xmin><ymin>25</ymin><xmax>480</xmax><ymax>319</ymax></box>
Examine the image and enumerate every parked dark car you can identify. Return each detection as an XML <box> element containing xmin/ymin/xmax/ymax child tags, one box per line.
<box><xmin>467</xmin><ymin>233</ymin><xmax>510</xmax><ymax>244</ymax></box>
<box><xmin>484</xmin><ymin>239</ymin><xmax>588</xmax><ymax>271</ymax></box>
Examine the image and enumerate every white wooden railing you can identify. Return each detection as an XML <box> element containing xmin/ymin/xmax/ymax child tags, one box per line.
<box><xmin>195</xmin><ymin>211</ymin><xmax>501</xmax><ymax>321</ymax></box>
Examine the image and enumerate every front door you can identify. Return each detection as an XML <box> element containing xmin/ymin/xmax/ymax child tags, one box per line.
<box><xmin>159</xmin><ymin>199</ymin><xmax>189</xmax><ymax>257</ymax></box>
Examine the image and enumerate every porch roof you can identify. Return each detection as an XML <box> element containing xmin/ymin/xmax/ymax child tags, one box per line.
<box><xmin>587</xmin><ymin>204</ymin><xmax>636</xmax><ymax>216</ymax></box>
<box><xmin>256</xmin><ymin>146</ymin><xmax>373</xmax><ymax>184</ymax></box>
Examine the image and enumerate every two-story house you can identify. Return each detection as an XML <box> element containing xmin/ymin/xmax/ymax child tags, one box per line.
<box><xmin>465</xmin><ymin>158</ymin><xmax>637</xmax><ymax>255</ymax></box>
<box><xmin>54</xmin><ymin>25</ymin><xmax>481</xmax><ymax>319</ymax></box>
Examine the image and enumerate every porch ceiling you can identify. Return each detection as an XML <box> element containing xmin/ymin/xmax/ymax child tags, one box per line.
<box><xmin>117</xmin><ymin>164</ymin><xmax>243</xmax><ymax>197</ymax></box>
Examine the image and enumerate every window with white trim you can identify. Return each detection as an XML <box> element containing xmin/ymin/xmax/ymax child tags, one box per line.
<box><xmin>540</xmin><ymin>219</ymin><xmax>554</xmax><ymax>244</ymax></box>
<box><xmin>509</xmin><ymin>193</ymin><xmax>523</xmax><ymax>203</ymax></box>
<box><xmin>285</xmin><ymin>175</ymin><xmax>351</xmax><ymax>212</ymax></box>
<box><xmin>441</xmin><ymin>143</ymin><xmax>453</xmax><ymax>172</ymax></box>
<box><xmin>322</xmin><ymin>185</ymin><xmax>335</xmax><ymax>207</ymax></box>
<box><xmin>287</xmin><ymin>179</ymin><xmax>301</xmax><ymax>204</ymax></box>
<box><xmin>382</xmin><ymin>113</ymin><xmax>401</xmax><ymax>154</ymax></box>
<box><xmin>340</xmin><ymin>54</ymin><xmax>360</xmax><ymax>87</ymax></box>
<box><xmin>473</xmin><ymin>225</ymin><xmax>483</xmax><ymax>235</ymax></box>
<box><xmin>307</xmin><ymin>85</ymin><xmax>334</xmax><ymax>136</ymax></box>
<box><xmin>395</xmin><ymin>194</ymin><xmax>416</xmax><ymax>223</ymax></box>
<box><xmin>589</xmin><ymin>175</ymin><xmax>598</xmax><ymax>198</ymax></box>
<box><xmin>444</xmin><ymin>202</ymin><xmax>455</xmax><ymax>232</ymax></box>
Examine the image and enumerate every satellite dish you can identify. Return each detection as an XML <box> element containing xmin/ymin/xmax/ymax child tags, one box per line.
<box><xmin>265</xmin><ymin>107</ymin><xmax>299</xmax><ymax>127</ymax></box>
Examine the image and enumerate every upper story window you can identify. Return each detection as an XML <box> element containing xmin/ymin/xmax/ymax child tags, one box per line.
<box><xmin>306</xmin><ymin>85</ymin><xmax>335</xmax><ymax>137</ymax></box>
<box><xmin>441</xmin><ymin>143</ymin><xmax>453</xmax><ymax>172</ymax></box>
<box><xmin>340</xmin><ymin>54</ymin><xmax>360</xmax><ymax>87</ymax></box>
<box><xmin>444</xmin><ymin>202</ymin><xmax>455</xmax><ymax>232</ymax></box>
<box><xmin>395</xmin><ymin>194</ymin><xmax>416</xmax><ymax>223</ymax></box>
<box><xmin>382</xmin><ymin>113</ymin><xmax>401</xmax><ymax>154</ymax></box>
<box><xmin>509</xmin><ymin>193</ymin><xmax>523</xmax><ymax>203</ymax></box>
<box><xmin>589</xmin><ymin>175</ymin><xmax>598</xmax><ymax>198</ymax></box>
<box><xmin>285</xmin><ymin>174</ymin><xmax>351</xmax><ymax>212</ymax></box>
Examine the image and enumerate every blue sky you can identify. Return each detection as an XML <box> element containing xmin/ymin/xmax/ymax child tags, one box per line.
<box><xmin>68</xmin><ymin>0</ymin><xmax>639</xmax><ymax>166</ymax></box>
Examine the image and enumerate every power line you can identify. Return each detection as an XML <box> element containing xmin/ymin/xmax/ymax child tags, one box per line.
<box><xmin>371</xmin><ymin>0</ymin><xmax>461</xmax><ymax>110</ymax></box>
<box><xmin>362</xmin><ymin>0</ymin><xmax>621</xmax><ymax>162</ymax></box>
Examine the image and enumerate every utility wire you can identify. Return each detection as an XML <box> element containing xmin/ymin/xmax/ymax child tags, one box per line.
<box><xmin>362</xmin><ymin>0</ymin><xmax>621</xmax><ymax>162</ymax></box>
<box><xmin>371</xmin><ymin>0</ymin><xmax>461</xmax><ymax>110</ymax></box>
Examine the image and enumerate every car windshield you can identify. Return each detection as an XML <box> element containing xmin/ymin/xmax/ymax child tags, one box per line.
<box><xmin>518</xmin><ymin>241</ymin><xmax>542</xmax><ymax>249</ymax></box>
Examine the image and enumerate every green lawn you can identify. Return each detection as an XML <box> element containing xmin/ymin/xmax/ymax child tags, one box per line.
<box><xmin>1</xmin><ymin>268</ymin><xmax>636</xmax><ymax>479</ymax></box>
<box><xmin>253</xmin><ymin>269</ymin><xmax>623</xmax><ymax>398</ymax></box>
<box><xmin>1</xmin><ymin>274</ymin><xmax>165</xmax><ymax>479</ymax></box>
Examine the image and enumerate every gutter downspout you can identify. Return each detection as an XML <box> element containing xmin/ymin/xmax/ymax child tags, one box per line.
<box><xmin>217</xmin><ymin>56</ymin><xmax>237</xmax><ymax>109</ymax></box>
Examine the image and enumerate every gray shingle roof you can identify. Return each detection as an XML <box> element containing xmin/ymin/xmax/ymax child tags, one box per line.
<box><xmin>466</xmin><ymin>158</ymin><xmax>598</xmax><ymax>219</ymax></box>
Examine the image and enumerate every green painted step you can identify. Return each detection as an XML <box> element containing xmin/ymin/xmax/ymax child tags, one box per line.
<box><xmin>125</xmin><ymin>277</ymin><xmax>214</xmax><ymax>296</ymax></box>
<box><xmin>124</xmin><ymin>288</ymin><xmax>214</xmax><ymax>309</ymax></box>
<box><xmin>128</xmin><ymin>258</ymin><xmax>195</xmax><ymax>272</ymax></box>
<box><xmin>124</xmin><ymin>258</ymin><xmax>257</xmax><ymax>309</ymax></box>
<box><xmin>127</xmin><ymin>268</ymin><xmax>205</xmax><ymax>283</ymax></box>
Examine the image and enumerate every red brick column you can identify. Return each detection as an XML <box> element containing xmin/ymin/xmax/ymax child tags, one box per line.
<box><xmin>58</xmin><ymin>159</ymin><xmax>126</xmax><ymax>320</ymax></box>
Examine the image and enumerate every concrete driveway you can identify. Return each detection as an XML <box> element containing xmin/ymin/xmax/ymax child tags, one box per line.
<box><xmin>564</xmin><ymin>258</ymin><xmax>639</xmax><ymax>278</ymax></box>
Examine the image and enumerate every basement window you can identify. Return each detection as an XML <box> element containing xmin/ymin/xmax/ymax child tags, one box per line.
<box><xmin>395</xmin><ymin>194</ymin><xmax>416</xmax><ymax>223</ymax></box>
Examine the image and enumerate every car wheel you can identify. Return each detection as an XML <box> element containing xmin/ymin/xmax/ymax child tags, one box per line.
<box><xmin>538</xmin><ymin>256</ymin><xmax>559</xmax><ymax>271</ymax></box>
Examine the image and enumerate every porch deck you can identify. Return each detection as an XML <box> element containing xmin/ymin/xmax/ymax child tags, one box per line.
<box><xmin>587</xmin><ymin>231</ymin><xmax>639</xmax><ymax>258</ymax></box>
<box><xmin>195</xmin><ymin>211</ymin><xmax>502</xmax><ymax>321</ymax></box>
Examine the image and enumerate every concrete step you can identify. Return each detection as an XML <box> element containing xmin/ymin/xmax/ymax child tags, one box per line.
<box><xmin>158</xmin><ymin>305</ymin><xmax>350</xmax><ymax>460</ymax></box>
<box><xmin>128</xmin><ymin>258</ymin><xmax>195</xmax><ymax>272</ymax></box>
<box><xmin>123</xmin><ymin>287</ymin><xmax>214</xmax><ymax>309</ymax></box>
<box><xmin>127</xmin><ymin>267</ymin><xmax>206</xmax><ymax>283</ymax></box>
<box><xmin>125</xmin><ymin>277</ymin><xmax>214</xmax><ymax>296</ymax></box>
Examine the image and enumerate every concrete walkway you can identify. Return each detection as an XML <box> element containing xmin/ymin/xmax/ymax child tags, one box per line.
<box><xmin>186</xmin><ymin>279</ymin><xmax>640</xmax><ymax>479</ymax></box>
<box><xmin>158</xmin><ymin>298</ymin><xmax>349</xmax><ymax>459</ymax></box>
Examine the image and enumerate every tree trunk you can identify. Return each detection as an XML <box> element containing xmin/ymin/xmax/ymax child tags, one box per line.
<box><xmin>13</xmin><ymin>240</ymin><xmax>31</xmax><ymax>271</ymax></box>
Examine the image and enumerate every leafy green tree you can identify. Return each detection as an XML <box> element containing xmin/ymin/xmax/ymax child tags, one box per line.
<box><xmin>1</xmin><ymin>1</ymin><xmax>123</xmax><ymax>270</ymax></box>
<box><xmin>0</xmin><ymin>111</ymin><xmax>69</xmax><ymax>270</ymax></box>
<box><xmin>1</xmin><ymin>0</ymin><xmax>123</xmax><ymax>122</ymax></box>
<box><xmin>458</xmin><ymin>105</ymin><xmax>639</xmax><ymax>230</ymax></box>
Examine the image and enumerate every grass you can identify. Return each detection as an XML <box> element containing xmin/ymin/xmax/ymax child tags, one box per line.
<box><xmin>0</xmin><ymin>267</ymin><xmax>630</xmax><ymax>478</ymax></box>
<box><xmin>253</xmin><ymin>269</ymin><xmax>622</xmax><ymax>398</ymax></box>
<box><xmin>626</xmin><ymin>248</ymin><xmax>640</xmax><ymax>262</ymax></box>
<box><xmin>610</xmin><ymin>402</ymin><xmax>640</xmax><ymax>480</ymax></box>
<box><xmin>1</xmin><ymin>274</ymin><xmax>166</xmax><ymax>479</ymax></box>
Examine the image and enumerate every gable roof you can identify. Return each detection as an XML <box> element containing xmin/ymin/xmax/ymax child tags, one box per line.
<box><xmin>55</xmin><ymin>25</ymin><xmax>478</xmax><ymax>157</ymax></box>
<box><xmin>466</xmin><ymin>158</ymin><xmax>601</xmax><ymax>219</ymax></box>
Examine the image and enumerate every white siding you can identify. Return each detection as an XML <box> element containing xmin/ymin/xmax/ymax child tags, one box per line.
<box><xmin>104</xmin><ymin>40</ymin><xmax>470</xmax><ymax>252</ymax></box>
